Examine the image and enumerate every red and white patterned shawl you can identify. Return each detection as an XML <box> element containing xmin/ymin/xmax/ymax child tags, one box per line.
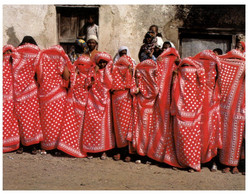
<box><xmin>147</xmin><ymin>48</ymin><xmax>181</xmax><ymax>167</ymax></box>
<box><xmin>3</xmin><ymin>45</ymin><xmax>20</xmax><ymax>152</ymax></box>
<box><xmin>34</xmin><ymin>45</ymin><xmax>72</xmax><ymax>150</ymax></box>
<box><xmin>35</xmin><ymin>45</ymin><xmax>73</xmax><ymax>102</ymax></box>
<box><xmin>81</xmin><ymin>52</ymin><xmax>115</xmax><ymax>153</ymax></box>
<box><xmin>57</xmin><ymin>55</ymin><xmax>93</xmax><ymax>157</ymax></box>
<box><xmin>111</xmin><ymin>55</ymin><xmax>135</xmax><ymax>148</ymax></box>
<box><xmin>3</xmin><ymin>45</ymin><xmax>16</xmax><ymax>103</ymax></box>
<box><xmin>69</xmin><ymin>55</ymin><xmax>93</xmax><ymax>96</ymax></box>
<box><xmin>171</xmin><ymin>56</ymin><xmax>206</xmax><ymax>171</ymax></box>
<box><xmin>192</xmin><ymin>50</ymin><xmax>222</xmax><ymax>163</ymax></box>
<box><xmin>13</xmin><ymin>43</ymin><xmax>40</xmax><ymax>100</ymax></box>
<box><xmin>217</xmin><ymin>49</ymin><xmax>245</xmax><ymax>166</ymax></box>
<box><xmin>10</xmin><ymin>43</ymin><xmax>43</xmax><ymax>146</ymax></box>
<box><xmin>128</xmin><ymin>59</ymin><xmax>159</xmax><ymax>156</ymax></box>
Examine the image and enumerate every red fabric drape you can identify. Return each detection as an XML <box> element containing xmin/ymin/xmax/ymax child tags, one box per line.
<box><xmin>82</xmin><ymin>52</ymin><xmax>115</xmax><ymax>153</ymax></box>
<box><xmin>11</xmin><ymin>43</ymin><xmax>43</xmax><ymax>146</ymax></box>
<box><xmin>217</xmin><ymin>49</ymin><xmax>245</xmax><ymax>166</ymax></box>
<box><xmin>35</xmin><ymin>45</ymin><xmax>72</xmax><ymax>150</ymax></box>
<box><xmin>128</xmin><ymin>59</ymin><xmax>159</xmax><ymax>156</ymax></box>
<box><xmin>171</xmin><ymin>57</ymin><xmax>206</xmax><ymax>171</ymax></box>
<box><xmin>111</xmin><ymin>55</ymin><xmax>134</xmax><ymax>148</ymax></box>
<box><xmin>57</xmin><ymin>55</ymin><xmax>93</xmax><ymax>157</ymax></box>
<box><xmin>3</xmin><ymin>45</ymin><xmax>20</xmax><ymax>152</ymax></box>
<box><xmin>192</xmin><ymin>50</ymin><xmax>222</xmax><ymax>163</ymax></box>
<box><xmin>147</xmin><ymin>48</ymin><xmax>181</xmax><ymax>167</ymax></box>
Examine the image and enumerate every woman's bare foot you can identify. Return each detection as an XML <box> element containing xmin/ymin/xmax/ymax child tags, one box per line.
<box><xmin>232</xmin><ymin>166</ymin><xmax>239</xmax><ymax>174</ymax></box>
<box><xmin>16</xmin><ymin>147</ymin><xmax>23</xmax><ymax>154</ymax></box>
<box><xmin>222</xmin><ymin>167</ymin><xmax>231</xmax><ymax>173</ymax></box>
<box><xmin>113</xmin><ymin>153</ymin><xmax>120</xmax><ymax>161</ymax></box>
<box><xmin>188</xmin><ymin>169</ymin><xmax>195</xmax><ymax>173</ymax></box>
<box><xmin>40</xmin><ymin>150</ymin><xmax>47</xmax><ymax>155</ymax></box>
<box><xmin>211</xmin><ymin>163</ymin><xmax>218</xmax><ymax>172</ymax></box>
<box><xmin>100</xmin><ymin>152</ymin><xmax>107</xmax><ymax>160</ymax></box>
<box><xmin>124</xmin><ymin>156</ymin><xmax>131</xmax><ymax>162</ymax></box>
<box><xmin>31</xmin><ymin>146</ymin><xmax>37</xmax><ymax>155</ymax></box>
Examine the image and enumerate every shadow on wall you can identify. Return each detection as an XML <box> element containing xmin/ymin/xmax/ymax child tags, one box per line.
<box><xmin>6</xmin><ymin>27</ymin><xmax>20</xmax><ymax>47</ymax></box>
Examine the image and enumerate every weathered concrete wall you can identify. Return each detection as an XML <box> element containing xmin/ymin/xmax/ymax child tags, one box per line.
<box><xmin>98</xmin><ymin>5</ymin><xmax>178</xmax><ymax>63</ymax></box>
<box><xmin>3</xmin><ymin>5</ymin><xmax>58</xmax><ymax>49</ymax></box>
<box><xmin>3</xmin><ymin>5</ymin><xmax>245</xmax><ymax>62</ymax></box>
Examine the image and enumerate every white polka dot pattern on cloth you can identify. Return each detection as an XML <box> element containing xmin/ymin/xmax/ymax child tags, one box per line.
<box><xmin>3</xmin><ymin>48</ymin><xmax>20</xmax><ymax>152</ymax></box>
<box><xmin>81</xmin><ymin>53</ymin><xmax>115</xmax><ymax>153</ymax></box>
<box><xmin>130</xmin><ymin>59</ymin><xmax>159</xmax><ymax>156</ymax></box>
<box><xmin>172</xmin><ymin>57</ymin><xmax>206</xmax><ymax>171</ymax></box>
<box><xmin>191</xmin><ymin>50</ymin><xmax>223</xmax><ymax>164</ymax></box>
<box><xmin>217</xmin><ymin>50</ymin><xmax>245</xmax><ymax>166</ymax></box>
<box><xmin>35</xmin><ymin>45</ymin><xmax>71</xmax><ymax>150</ymax></box>
<box><xmin>11</xmin><ymin>44</ymin><xmax>43</xmax><ymax>146</ymax></box>
<box><xmin>111</xmin><ymin>55</ymin><xmax>134</xmax><ymax>148</ymax></box>
<box><xmin>57</xmin><ymin>69</ymin><xmax>91</xmax><ymax>158</ymax></box>
<box><xmin>146</xmin><ymin>49</ymin><xmax>181</xmax><ymax>168</ymax></box>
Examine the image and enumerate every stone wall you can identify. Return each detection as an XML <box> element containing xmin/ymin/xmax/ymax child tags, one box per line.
<box><xmin>98</xmin><ymin>5</ymin><xmax>178</xmax><ymax>63</ymax></box>
<box><xmin>3</xmin><ymin>5</ymin><xmax>58</xmax><ymax>49</ymax></box>
<box><xmin>3</xmin><ymin>5</ymin><xmax>245</xmax><ymax>62</ymax></box>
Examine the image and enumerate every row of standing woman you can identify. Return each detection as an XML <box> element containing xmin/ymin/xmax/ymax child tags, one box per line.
<box><xmin>3</xmin><ymin>36</ymin><xmax>245</xmax><ymax>173</ymax></box>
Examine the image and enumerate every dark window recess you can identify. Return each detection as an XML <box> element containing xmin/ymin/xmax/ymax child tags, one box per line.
<box><xmin>56</xmin><ymin>5</ymin><xmax>99</xmax><ymax>54</ymax></box>
<box><xmin>179</xmin><ymin>28</ymin><xmax>245</xmax><ymax>58</ymax></box>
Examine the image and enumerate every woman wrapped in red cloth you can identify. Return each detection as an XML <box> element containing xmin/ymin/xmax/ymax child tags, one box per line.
<box><xmin>217</xmin><ymin>49</ymin><xmax>245</xmax><ymax>174</ymax></box>
<box><xmin>57</xmin><ymin>55</ymin><xmax>94</xmax><ymax>158</ymax></box>
<box><xmin>3</xmin><ymin>45</ymin><xmax>20</xmax><ymax>153</ymax></box>
<box><xmin>236</xmin><ymin>41</ymin><xmax>245</xmax><ymax>54</ymax></box>
<box><xmin>127</xmin><ymin>59</ymin><xmax>159</xmax><ymax>161</ymax></box>
<box><xmin>146</xmin><ymin>48</ymin><xmax>181</xmax><ymax>168</ymax></box>
<box><xmin>111</xmin><ymin>55</ymin><xmax>135</xmax><ymax>161</ymax></box>
<box><xmin>171</xmin><ymin>50</ymin><xmax>223</xmax><ymax>172</ymax></box>
<box><xmin>11</xmin><ymin>36</ymin><xmax>43</xmax><ymax>154</ymax></box>
<box><xmin>171</xmin><ymin>56</ymin><xmax>207</xmax><ymax>172</ymax></box>
<box><xmin>34</xmin><ymin>45</ymin><xmax>72</xmax><ymax>154</ymax></box>
<box><xmin>191</xmin><ymin>50</ymin><xmax>223</xmax><ymax>171</ymax></box>
<box><xmin>82</xmin><ymin>52</ymin><xmax>115</xmax><ymax>159</ymax></box>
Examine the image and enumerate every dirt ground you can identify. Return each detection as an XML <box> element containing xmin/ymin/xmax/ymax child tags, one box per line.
<box><xmin>3</xmin><ymin>151</ymin><xmax>245</xmax><ymax>190</ymax></box>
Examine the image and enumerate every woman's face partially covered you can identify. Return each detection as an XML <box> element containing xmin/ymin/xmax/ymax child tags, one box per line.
<box><xmin>97</xmin><ymin>59</ymin><xmax>108</xmax><ymax>69</ymax></box>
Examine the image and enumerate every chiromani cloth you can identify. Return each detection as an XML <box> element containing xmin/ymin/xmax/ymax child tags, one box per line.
<box><xmin>146</xmin><ymin>48</ymin><xmax>181</xmax><ymax>168</ymax></box>
<box><xmin>35</xmin><ymin>45</ymin><xmax>72</xmax><ymax>150</ymax></box>
<box><xmin>11</xmin><ymin>43</ymin><xmax>43</xmax><ymax>147</ymax></box>
<box><xmin>171</xmin><ymin>55</ymin><xmax>207</xmax><ymax>171</ymax></box>
<box><xmin>127</xmin><ymin>59</ymin><xmax>159</xmax><ymax>156</ymax></box>
<box><xmin>3</xmin><ymin>45</ymin><xmax>20</xmax><ymax>152</ymax></box>
<box><xmin>58</xmin><ymin>55</ymin><xmax>93</xmax><ymax>157</ymax></box>
<box><xmin>191</xmin><ymin>50</ymin><xmax>222</xmax><ymax>163</ymax></box>
<box><xmin>82</xmin><ymin>52</ymin><xmax>115</xmax><ymax>153</ymax></box>
<box><xmin>217</xmin><ymin>49</ymin><xmax>245</xmax><ymax>166</ymax></box>
<box><xmin>111</xmin><ymin>55</ymin><xmax>135</xmax><ymax>148</ymax></box>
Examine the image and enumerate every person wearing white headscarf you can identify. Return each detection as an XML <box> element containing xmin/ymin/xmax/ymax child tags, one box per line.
<box><xmin>162</xmin><ymin>41</ymin><xmax>176</xmax><ymax>50</ymax></box>
<box><xmin>156</xmin><ymin>37</ymin><xmax>164</xmax><ymax>49</ymax></box>
<box><xmin>113</xmin><ymin>46</ymin><xmax>136</xmax><ymax>65</ymax></box>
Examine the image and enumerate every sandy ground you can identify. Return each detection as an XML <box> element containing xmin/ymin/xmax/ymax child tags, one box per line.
<box><xmin>3</xmin><ymin>151</ymin><xmax>245</xmax><ymax>190</ymax></box>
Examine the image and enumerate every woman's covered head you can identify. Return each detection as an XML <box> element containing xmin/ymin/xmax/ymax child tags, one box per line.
<box><xmin>19</xmin><ymin>36</ymin><xmax>37</xmax><ymax>46</ymax></box>
<box><xmin>236</xmin><ymin>41</ymin><xmax>245</xmax><ymax>53</ymax></box>
<box><xmin>75</xmin><ymin>38</ymin><xmax>87</xmax><ymax>54</ymax></box>
<box><xmin>163</xmin><ymin>41</ymin><xmax>172</xmax><ymax>50</ymax></box>
<box><xmin>94</xmin><ymin>52</ymin><xmax>112</xmax><ymax>70</ymax></box>
<box><xmin>74</xmin><ymin>55</ymin><xmax>93</xmax><ymax>73</ymax></box>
